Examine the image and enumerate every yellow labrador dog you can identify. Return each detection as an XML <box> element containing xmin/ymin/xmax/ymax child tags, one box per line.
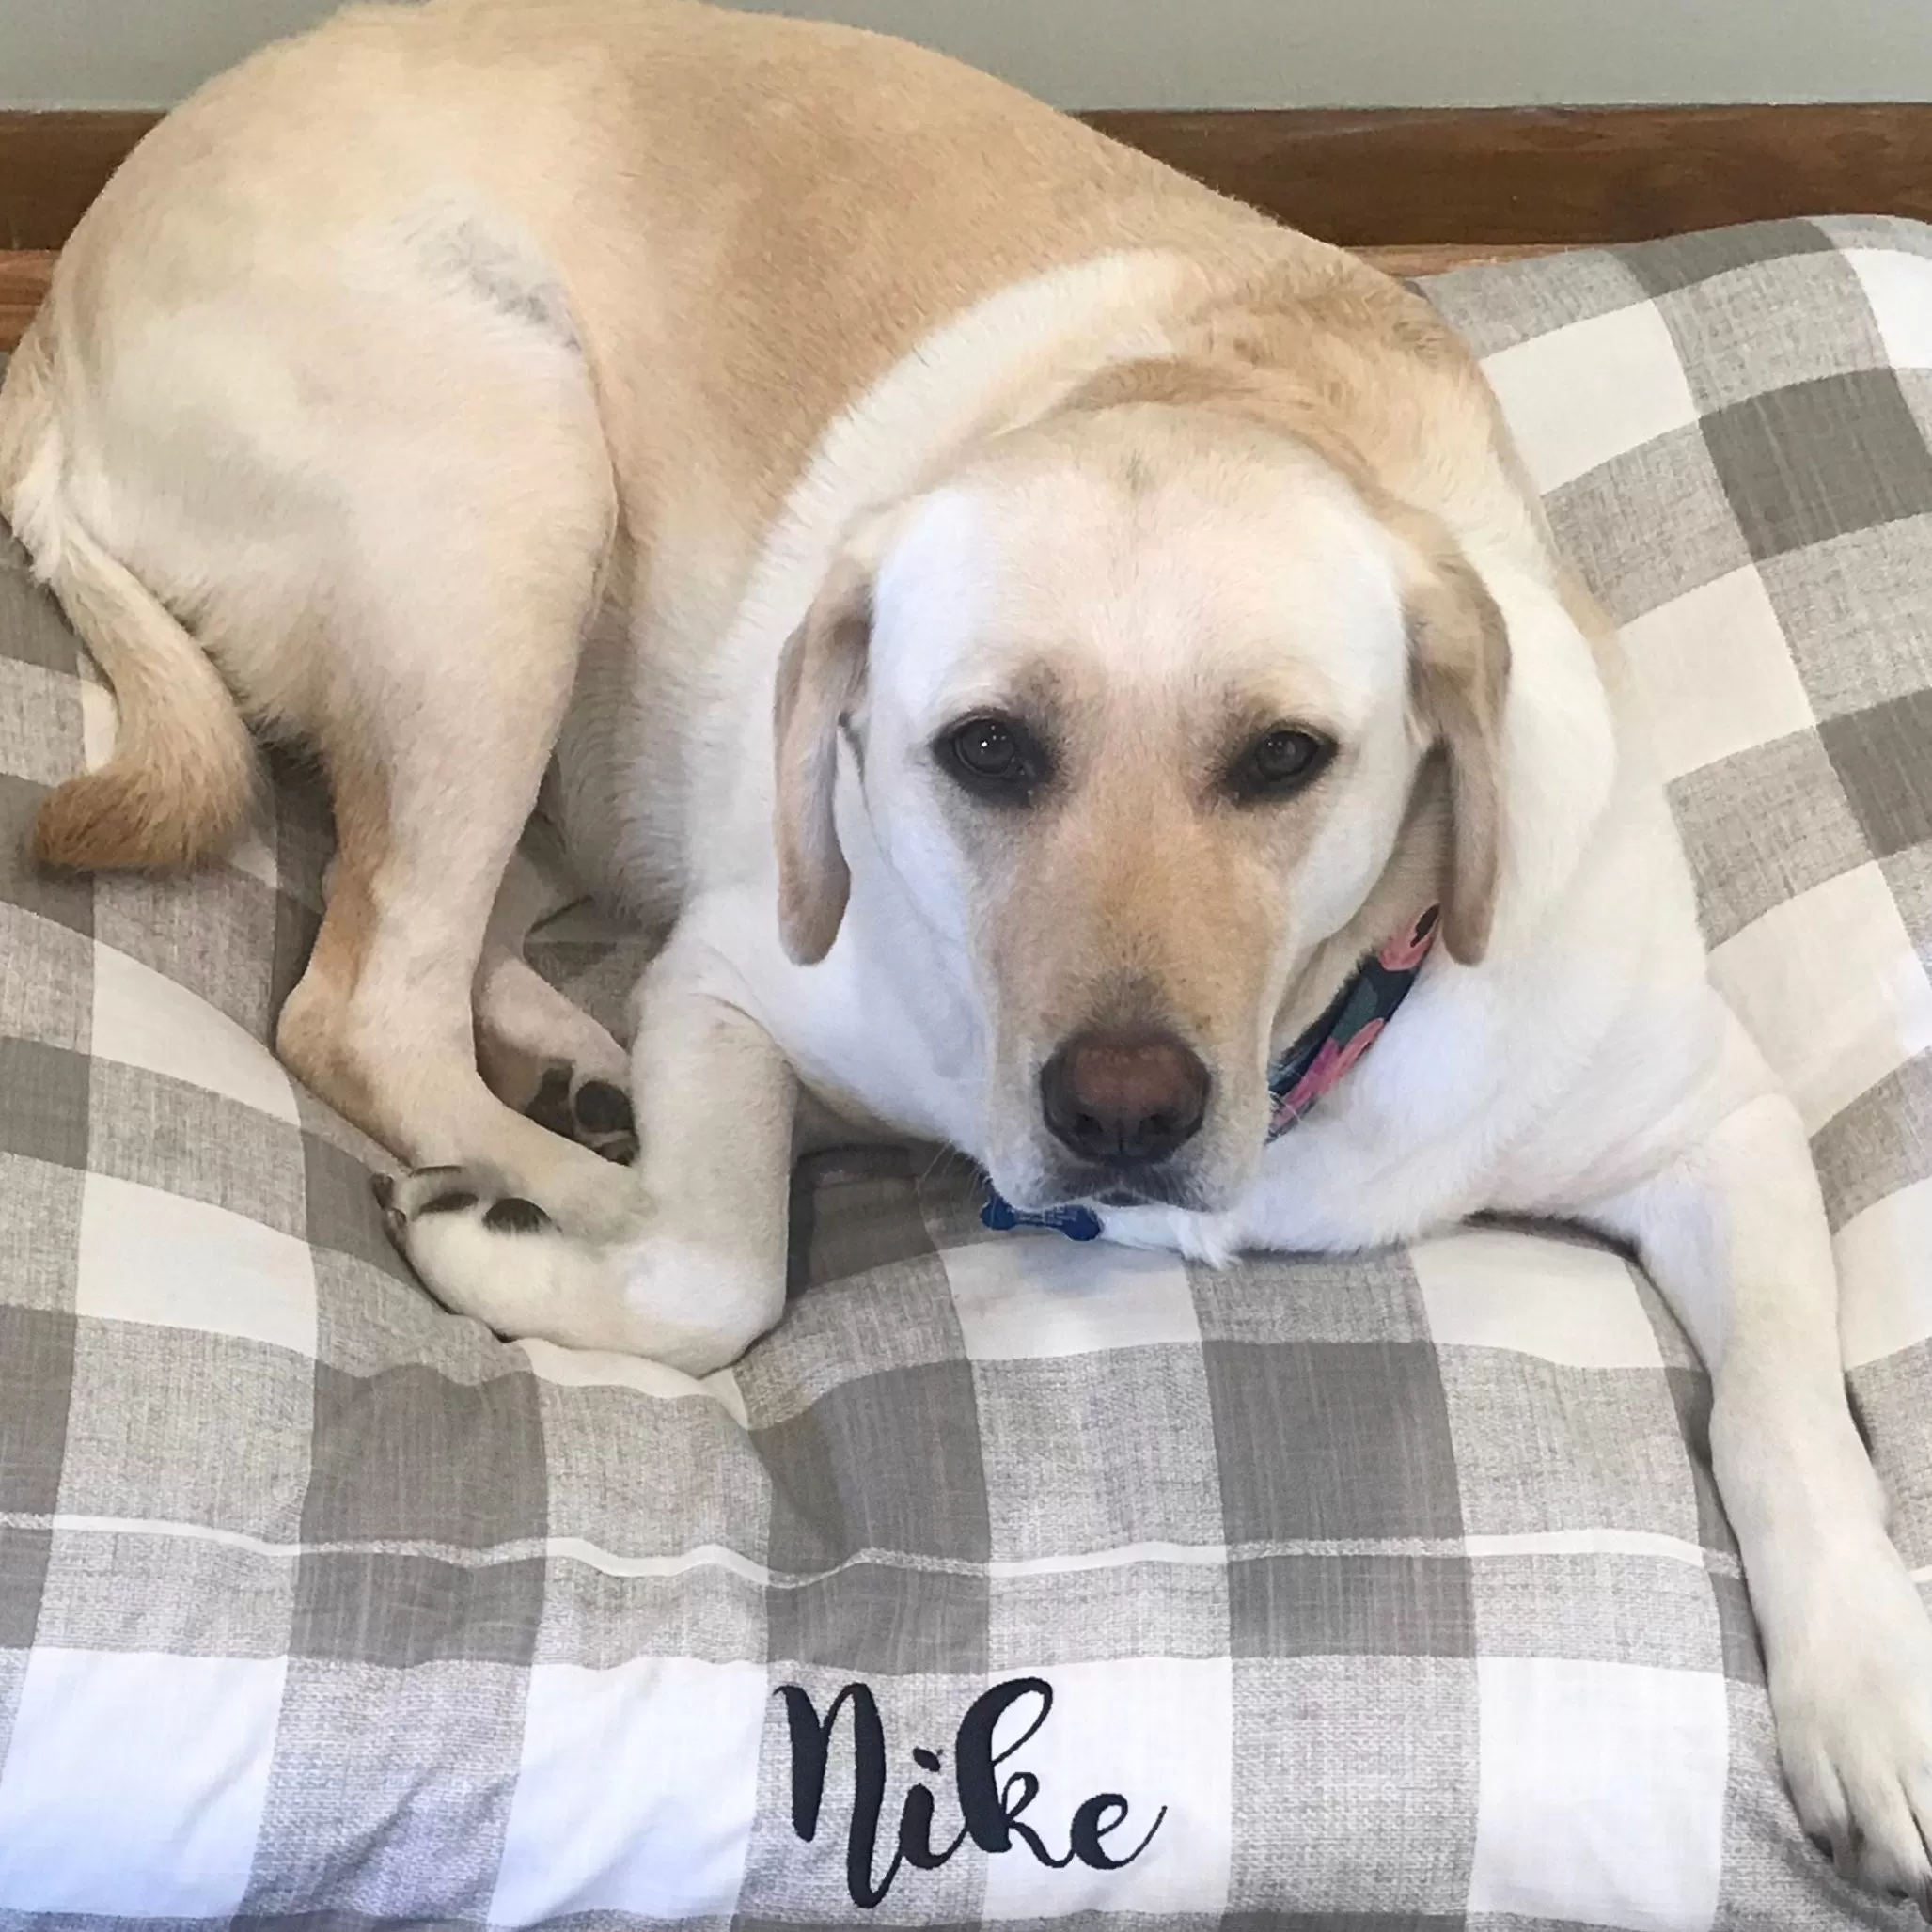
<box><xmin>3</xmin><ymin>0</ymin><xmax>1928</xmax><ymax>1901</ymax></box>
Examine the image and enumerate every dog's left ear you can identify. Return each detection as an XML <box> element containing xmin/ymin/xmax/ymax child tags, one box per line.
<box><xmin>773</xmin><ymin>545</ymin><xmax>875</xmax><ymax>965</ymax></box>
<box><xmin>1395</xmin><ymin>516</ymin><xmax>1511</xmax><ymax>966</ymax></box>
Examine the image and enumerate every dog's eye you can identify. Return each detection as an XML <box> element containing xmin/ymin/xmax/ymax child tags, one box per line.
<box><xmin>953</xmin><ymin>718</ymin><xmax>1019</xmax><ymax>777</ymax></box>
<box><xmin>1229</xmin><ymin>727</ymin><xmax>1334</xmax><ymax>803</ymax></box>
<box><xmin>940</xmin><ymin>715</ymin><xmax>1045</xmax><ymax>801</ymax></box>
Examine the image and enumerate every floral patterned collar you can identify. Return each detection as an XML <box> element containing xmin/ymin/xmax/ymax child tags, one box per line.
<box><xmin>982</xmin><ymin>904</ymin><xmax>1441</xmax><ymax>1242</ymax></box>
<box><xmin>1264</xmin><ymin>903</ymin><xmax>1440</xmax><ymax>1140</ymax></box>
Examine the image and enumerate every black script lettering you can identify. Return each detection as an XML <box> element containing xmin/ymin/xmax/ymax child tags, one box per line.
<box><xmin>1069</xmin><ymin>1791</ymin><xmax>1167</xmax><ymax>1868</ymax></box>
<box><xmin>955</xmin><ymin>1676</ymin><xmax>1071</xmax><ymax>1863</ymax></box>
<box><xmin>775</xmin><ymin>1681</ymin><xmax>903</xmax><ymax>1908</ymax></box>
<box><xmin>898</xmin><ymin>1780</ymin><xmax>969</xmax><ymax>1871</ymax></box>
<box><xmin>777</xmin><ymin>1676</ymin><xmax>1166</xmax><ymax>1908</ymax></box>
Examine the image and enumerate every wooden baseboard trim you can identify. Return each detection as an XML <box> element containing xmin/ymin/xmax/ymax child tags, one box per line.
<box><xmin>2</xmin><ymin>99</ymin><xmax>1929</xmax><ymax>255</ymax></box>
<box><xmin>1087</xmin><ymin>103</ymin><xmax>1932</xmax><ymax>246</ymax></box>
<box><xmin>0</xmin><ymin>251</ymin><xmax>55</xmax><ymax>349</ymax></box>
<box><xmin>0</xmin><ymin>111</ymin><xmax>159</xmax><ymax>251</ymax></box>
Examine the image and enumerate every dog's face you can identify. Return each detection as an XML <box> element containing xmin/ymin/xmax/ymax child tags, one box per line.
<box><xmin>776</xmin><ymin>401</ymin><xmax>1506</xmax><ymax>1214</ymax></box>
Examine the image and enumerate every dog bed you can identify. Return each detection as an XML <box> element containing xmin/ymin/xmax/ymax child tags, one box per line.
<box><xmin>2</xmin><ymin>215</ymin><xmax>1931</xmax><ymax>1929</ymax></box>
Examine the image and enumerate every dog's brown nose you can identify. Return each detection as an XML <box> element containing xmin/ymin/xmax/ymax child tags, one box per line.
<box><xmin>1040</xmin><ymin>1029</ymin><xmax>1211</xmax><ymax>1167</ymax></box>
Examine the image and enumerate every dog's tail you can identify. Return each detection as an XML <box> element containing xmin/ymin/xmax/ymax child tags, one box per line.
<box><xmin>0</xmin><ymin>324</ymin><xmax>256</xmax><ymax>870</ymax></box>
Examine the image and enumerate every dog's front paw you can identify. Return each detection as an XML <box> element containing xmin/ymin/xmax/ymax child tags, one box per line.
<box><xmin>375</xmin><ymin>1163</ymin><xmax>581</xmax><ymax>1331</ymax></box>
<box><xmin>372</xmin><ymin>1167</ymin><xmax>764</xmax><ymax>1374</ymax></box>
<box><xmin>1773</xmin><ymin>1555</ymin><xmax>1932</xmax><ymax>1917</ymax></box>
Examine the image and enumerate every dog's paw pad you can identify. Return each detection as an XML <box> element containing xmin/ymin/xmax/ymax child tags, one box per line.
<box><xmin>524</xmin><ymin>1065</ymin><xmax>637</xmax><ymax>1164</ymax></box>
<box><xmin>370</xmin><ymin>1160</ymin><xmax>662</xmax><ymax>1356</ymax></box>
<box><xmin>378</xmin><ymin>1164</ymin><xmax>569</xmax><ymax>1324</ymax></box>
<box><xmin>380</xmin><ymin>1164</ymin><xmax>519</xmax><ymax>1262</ymax></box>
<box><xmin>573</xmin><ymin>1080</ymin><xmax>632</xmax><ymax>1135</ymax></box>
<box><xmin>483</xmin><ymin>1195</ymin><xmax>551</xmax><ymax>1233</ymax></box>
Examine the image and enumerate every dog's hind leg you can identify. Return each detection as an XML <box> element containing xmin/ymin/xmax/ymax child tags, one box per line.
<box><xmin>278</xmin><ymin>553</ymin><xmax>628</xmax><ymax>1225</ymax></box>
<box><xmin>17</xmin><ymin>165</ymin><xmax>636</xmax><ymax>1224</ymax></box>
<box><xmin>260</xmin><ymin>280</ymin><xmax>632</xmax><ymax>1229</ymax></box>
<box><xmin>473</xmin><ymin>844</ymin><xmax>636</xmax><ymax>1164</ymax></box>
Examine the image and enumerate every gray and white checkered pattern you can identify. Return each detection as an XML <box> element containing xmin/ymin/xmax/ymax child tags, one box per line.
<box><xmin>2</xmin><ymin>214</ymin><xmax>1931</xmax><ymax>1928</ymax></box>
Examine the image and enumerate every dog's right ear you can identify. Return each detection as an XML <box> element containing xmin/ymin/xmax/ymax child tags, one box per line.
<box><xmin>773</xmin><ymin>546</ymin><xmax>875</xmax><ymax>965</ymax></box>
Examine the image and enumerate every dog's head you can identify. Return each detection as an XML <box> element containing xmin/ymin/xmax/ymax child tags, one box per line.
<box><xmin>774</xmin><ymin>383</ymin><xmax>1508</xmax><ymax>1215</ymax></box>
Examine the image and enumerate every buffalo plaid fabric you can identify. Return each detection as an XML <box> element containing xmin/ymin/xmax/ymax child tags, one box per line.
<box><xmin>2</xmin><ymin>214</ymin><xmax>1931</xmax><ymax>1929</ymax></box>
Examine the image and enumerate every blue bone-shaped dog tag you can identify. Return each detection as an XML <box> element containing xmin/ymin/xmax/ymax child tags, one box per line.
<box><xmin>981</xmin><ymin>1190</ymin><xmax>1105</xmax><ymax>1241</ymax></box>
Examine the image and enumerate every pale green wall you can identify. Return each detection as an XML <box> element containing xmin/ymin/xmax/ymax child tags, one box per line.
<box><xmin>2</xmin><ymin>0</ymin><xmax>1928</xmax><ymax>110</ymax></box>
<box><xmin>0</xmin><ymin>0</ymin><xmax>340</xmax><ymax>108</ymax></box>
